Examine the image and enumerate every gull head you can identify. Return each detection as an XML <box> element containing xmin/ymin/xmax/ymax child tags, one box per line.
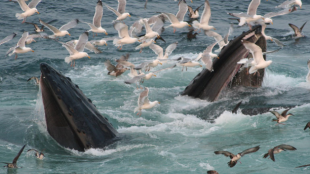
<box><xmin>264</xmin><ymin>18</ymin><xmax>273</xmax><ymax>25</ymax></box>
<box><xmin>64</xmin><ymin>31</ymin><xmax>70</xmax><ymax>36</ymax></box>
<box><xmin>296</xmin><ymin>0</ymin><xmax>302</xmax><ymax>8</ymax></box>
<box><xmin>124</xmin><ymin>13</ymin><xmax>131</xmax><ymax>17</ymax></box>
<box><xmin>35</xmin><ymin>9</ymin><xmax>40</xmax><ymax>14</ymax></box>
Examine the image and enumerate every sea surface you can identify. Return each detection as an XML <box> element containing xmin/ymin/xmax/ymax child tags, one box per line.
<box><xmin>0</xmin><ymin>0</ymin><xmax>310</xmax><ymax>173</ymax></box>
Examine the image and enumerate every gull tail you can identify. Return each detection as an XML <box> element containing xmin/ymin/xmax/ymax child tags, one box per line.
<box><xmin>65</xmin><ymin>57</ymin><xmax>72</xmax><ymax>64</ymax></box>
<box><xmin>135</xmin><ymin>45</ymin><xmax>142</xmax><ymax>50</ymax></box>
<box><xmin>249</xmin><ymin>66</ymin><xmax>257</xmax><ymax>74</ymax></box>
<box><xmin>239</xmin><ymin>17</ymin><xmax>246</xmax><ymax>26</ymax></box>
<box><xmin>15</xmin><ymin>13</ymin><xmax>23</xmax><ymax>20</ymax></box>
<box><xmin>134</xmin><ymin>107</ymin><xmax>140</xmax><ymax>113</ymax></box>
<box><xmin>113</xmin><ymin>38</ymin><xmax>120</xmax><ymax>46</ymax></box>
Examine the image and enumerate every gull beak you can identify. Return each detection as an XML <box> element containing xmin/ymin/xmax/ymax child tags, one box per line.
<box><xmin>105</xmin><ymin>32</ymin><xmax>108</xmax><ymax>35</ymax></box>
<box><xmin>158</xmin><ymin>102</ymin><xmax>161</xmax><ymax>104</ymax></box>
<box><xmin>271</xmin><ymin>21</ymin><xmax>273</xmax><ymax>25</ymax></box>
<box><xmin>31</xmin><ymin>50</ymin><xmax>35</xmax><ymax>52</ymax></box>
<box><xmin>159</xmin><ymin>62</ymin><xmax>162</xmax><ymax>65</ymax></box>
<box><xmin>188</xmin><ymin>24</ymin><xmax>191</xmax><ymax>27</ymax></box>
<box><xmin>88</xmin><ymin>56</ymin><xmax>91</xmax><ymax>59</ymax></box>
<box><xmin>217</xmin><ymin>56</ymin><xmax>219</xmax><ymax>59</ymax></box>
<box><xmin>262</xmin><ymin>17</ymin><xmax>265</xmax><ymax>20</ymax></box>
<box><xmin>105</xmin><ymin>43</ymin><xmax>107</xmax><ymax>46</ymax></box>
<box><xmin>300</xmin><ymin>6</ymin><xmax>302</xmax><ymax>9</ymax></box>
<box><xmin>129</xmin><ymin>15</ymin><xmax>131</xmax><ymax>17</ymax></box>
<box><xmin>37</xmin><ymin>12</ymin><xmax>40</xmax><ymax>14</ymax></box>
<box><xmin>214</xmin><ymin>28</ymin><xmax>216</xmax><ymax>30</ymax></box>
<box><xmin>68</xmin><ymin>33</ymin><xmax>71</xmax><ymax>36</ymax></box>
<box><xmin>153</xmin><ymin>74</ymin><xmax>156</xmax><ymax>77</ymax></box>
<box><xmin>270</xmin><ymin>39</ymin><xmax>273</xmax><ymax>42</ymax></box>
<box><xmin>157</xmin><ymin>35</ymin><xmax>160</xmax><ymax>39</ymax></box>
<box><xmin>153</xmin><ymin>40</ymin><xmax>156</xmax><ymax>43</ymax></box>
<box><xmin>199</xmin><ymin>65</ymin><xmax>202</xmax><ymax>67</ymax></box>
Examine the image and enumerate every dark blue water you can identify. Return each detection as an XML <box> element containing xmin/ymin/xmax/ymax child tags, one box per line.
<box><xmin>0</xmin><ymin>0</ymin><xmax>310</xmax><ymax>173</ymax></box>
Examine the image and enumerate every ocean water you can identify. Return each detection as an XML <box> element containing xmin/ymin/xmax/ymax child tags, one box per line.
<box><xmin>0</xmin><ymin>0</ymin><xmax>310</xmax><ymax>173</ymax></box>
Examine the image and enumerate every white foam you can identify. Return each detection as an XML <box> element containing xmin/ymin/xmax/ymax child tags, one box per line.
<box><xmin>199</xmin><ymin>162</ymin><xmax>214</xmax><ymax>170</ymax></box>
<box><xmin>263</xmin><ymin>70</ymin><xmax>302</xmax><ymax>89</ymax></box>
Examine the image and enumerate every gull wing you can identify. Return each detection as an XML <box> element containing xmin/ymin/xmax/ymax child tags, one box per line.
<box><xmin>165</xmin><ymin>41</ymin><xmax>178</xmax><ymax>57</ymax></box>
<box><xmin>151</xmin><ymin>15</ymin><xmax>165</xmax><ymax>35</ymax></box>
<box><xmin>214</xmin><ymin>151</ymin><xmax>234</xmax><ymax>159</ymax></box>
<box><xmin>39</xmin><ymin>19</ymin><xmax>60</xmax><ymax>34</ymax></box>
<box><xmin>62</xmin><ymin>43</ymin><xmax>78</xmax><ymax>55</ymax></box>
<box><xmin>247</xmin><ymin>0</ymin><xmax>260</xmax><ymax>16</ymax></box>
<box><xmin>304</xmin><ymin>122</ymin><xmax>310</xmax><ymax>130</ymax></box>
<box><xmin>239</xmin><ymin>145</ymin><xmax>260</xmax><ymax>157</ymax></box>
<box><xmin>130</xmin><ymin>20</ymin><xmax>144</xmax><ymax>36</ymax></box>
<box><xmin>205</xmin><ymin>30</ymin><xmax>225</xmax><ymax>48</ymax></box>
<box><xmin>114</xmin><ymin>22</ymin><xmax>129</xmax><ymax>38</ymax></box>
<box><xmin>228</xmin><ymin>12</ymin><xmax>250</xmax><ymax>18</ymax></box>
<box><xmin>201</xmin><ymin>53</ymin><xmax>212</xmax><ymax>71</ymax></box>
<box><xmin>85</xmin><ymin>42</ymin><xmax>101</xmax><ymax>54</ymax></box>
<box><xmin>200</xmin><ymin>0</ymin><xmax>211</xmax><ymax>25</ymax></box>
<box><xmin>242</xmin><ymin>41</ymin><xmax>264</xmax><ymax>65</ymax></box>
<box><xmin>17</xmin><ymin>0</ymin><xmax>30</xmax><ymax>11</ymax></box>
<box><xmin>0</xmin><ymin>33</ymin><xmax>17</xmax><ymax>46</ymax></box>
<box><xmin>117</xmin><ymin>0</ymin><xmax>126</xmax><ymax>14</ymax></box>
<box><xmin>93</xmin><ymin>0</ymin><xmax>103</xmax><ymax>28</ymax></box>
<box><xmin>195</xmin><ymin>3</ymin><xmax>204</xmax><ymax>12</ymax></box>
<box><xmin>276</xmin><ymin>144</ymin><xmax>297</xmax><ymax>151</ymax></box>
<box><xmin>188</xmin><ymin>6</ymin><xmax>194</xmax><ymax>17</ymax></box>
<box><xmin>153</xmin><ymin>64</ymin><xmax>176</xmax><ymax>74</ymax></box>
<box><xmin>17</xmin><ymin>32</ymin><xmax>29</xmax><ymax>48</ymax></box>
<box><xmin>281</xmin><ymin>108</ymin><xmax>291</xmax><ymax>116</ymax></box>
<box><xmin>27</xmin><ymin>149</ymin><xmax>39</xmax><ymax>153</ymax></box>
<box><xmin>149</xmin><ymin>43</ymin><xmax>164</xmax><ymax>58</ymax></box>
<box><xmin>75</xmin><ymin>32</ymin><xmax>88</xmax><ymax>52</ymax></box>
<box><xmin>25</xmin><ymin>22</ymin><xmax>40</xmax><ymax>30</ymax></box>
<box><xmin>263</xmin><ymin>8</ymin><xmax>291</xmax><ymax>18</ymax></box>
<box><xmin>104</xmin><ymin>3</ymin><xmax>121</xmax><ymax>16</ymax></box>
<box><xmin>59</xmin><ymin>19</ymin><xmax>79</xmax><ymax>31</ymax></box>
<box><xmin>142</xmin><ymin>19</ymin><xmax>152</xmax><ymax>33</ymax></box>
<box><xmin>224</xmin><ymin>24</ymin><xmax>234</xmax><ymax>44</ymax></box>
<box><xmin>296</xmin><ymin>164</ymin><xmax>310</xmax><ymax>168</ymax></box>
<box><xmin>288</xmin><ymin>23</ymin><xmax>300</xmax><ymax>36</ymax></box>
<box><xmin>104</xmin><ymin>60</ymin><xmax>117</xmax><ymax>72</ymax></box>
<box><xmin>118</xmin><ymin>53</ymin><xmax>130</xmax><ymax>62</ymax></box>
<box><xmin>139</xmin><ymin>87</ymin><xmax>150</xmax><ymax>106</ymax></box>
<box><xmin>125</xmin><ymin>75</ymin><xmax>144</xmax><ymax>84</ymax></box>
<box><xmin>176</xmin><ymin>0</ymin><xmax>188</xmax><ymax>21</ymax></box>
<box><xmin>12</xmin><ymin>145</ymin><xmax>26</xmax><ymax>165</ymax></box>
<box><xmin>300</xmin><ymin>21</ymin><xmax>307</xmax><ymax>32</ymax></box>
<box><xmin>163</xmin><ymin>13</ymin><xmax>180</xmax><ymax>24</ymax></box>
<box><xmin>270</xmin><ymin>110</ymin><xmax>282</xmax><ymax>119</ymax></box>
<box><xmin>28</xmin><ymin>0</ymin><xmax>41</xmax><ymax>8</ymax></box>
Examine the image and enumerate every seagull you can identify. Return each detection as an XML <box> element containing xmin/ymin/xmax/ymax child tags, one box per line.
<box><xmin>104</xmin><ymin>60</ymin><xmax>128</xmax><ymax>77</ymax></box>
<box><xmin>27</xmin><ymin>149</ymin><xmax>44</xmax><ymax>160</ymax></box>
<box><xmin>289</xmin><ymin>21</ymin><xmax>307</xmax><ymax>38</ymax></box>
<box><xmin>241</xmin><ymin>40</ymin><xmax>272</xmax><ymax>74</ymax></box>
<box><xmin>205</xmin><ymin>24</ymin><xmax>234</xmax><ymax>52</ymax></box>
<box><xmin>27</xmin><ymin>76</ymin><xmax>39</xmax><ymax>85</ymax></box>
<box><xmin>270</xmin><ymin>108</ymin><xmax>294</xmax><ymax>125</ymax></box>
<box><xmin>214</xmin><ymin>146</ymin><xmax>260</xmax><ymax>168</ymax></box>
<box><xmin>262</xmin><ymin>6</ymin><xmax>297</xmax><ymax>25</ymax></box>
<box><xmin>67</xmin><ymin>40</ymin><xmax>102</xmax><ymax>54</ymax></box>
<box><xmin>2</xmin><ymin>144</ymin><xmax>26</xmax><ymax>168</ymax></box>
<box><xmin>82</xmin><ymin>0</ymin><xmax>108</xmax><ymax>37</ymax></box>
<box><xmin>188</xmin><ymin>3</ymin><xmax>204</xmax><ymax>19</ymax></box>
<box><xmin>134</xmin><ymin>87</ymin><xmax>160</xmax><ymax>116</ymax></box>
<box><xmin>61</xmin><ymin>32</ymin><xmax>90</xmax><ymax>67</ymax></box>
<box><xmin>134</xmin><ymin>59</ymin><xmax>163</xmax><ymax>72</ymax></box>
<box><xmin>25</xmin><ymin>22</ymin><xmax>44</xmax><ymax>32</ymax></box>
<box><xmin>192</xmin><ymin>0</ymin><xmax>216</xmax><ymax>32</ymax></box>
<box><xmin>276</xmin><ymin>0</ymin><xmax>302</xmax><ymax>9</ymax></box>
<box><xmin>15</xmin><ymin>0</ymin><xmax>41</xmax><ymax>23</ymax></box>
<box><xmin>90</xmin><ymin>37</ymin><xmax>115</xmax><ymax>46</ymax></box>
<box><xmin>39</xmin><ymin>19</ymin><xmax>79</xmax><ymax>38</ymax></box>
<box><xmin>135</xmin><ymin>39</ymin><xmax>156</xmax><ymax>53</ymax></box>
<box><xmin>7</xmin><ymin>32</ymin><xmax>35</xmax><ymax>59</ymax></box>
<box><xmin>296</xmin><ymin>164</ymin><xmax>310</xmax><ymax>168</ymax></box>
<box><xmin>257</xmin><ymin>22</ymin><xmax>285</xmax><ymax>48</ymax></box>
<box><xmin>139</xmin><ymin>19</ymin><xmax>160</xmax><ymax>41</ymax></box>
<box><xmin>25</xmin><ymin>33</ymin><xmax>45</xmax><ymax>44</ymax></box>
<box><xmin>162</xmin><ymin>0</ymin><xmax>191</xmax><ymax>33</ymax></box>
<box><xmin>104</xmin><ymin>0</ymin><xmax>131</xmax><ymax>21</ymax></box>
<box><xmin>304</xmin><ymin>121</ymin><xmax>310</xmax><ymax>130</ymax></box>
<box><xmin>115</xmin><ymin>53</ymin><xmax>136</xmax><ymax>69</ymax></box>
<box><xmin>0</xmin><ymin>33</ymin><xmax>17</xmax><ymax>46</ymax></box>
<box><xmin>113</xmin><ymin>22</ymin><xmax>138</xmax><ymax>50</ymax></box>
<box><xmin>228</xmin><ymin>0</ymin><xmax>263</xmax><ymax>28</ymax></box>
<box><xmin>263</xmin><ymin>144</ymin><xmax>296</xmax><ymax>161</ymax></box>
<box><xmin>176</xmin><ymin>56</ymin><xmax>202</xmax><ymax>71</ymax></box>
<box><xmin>124</xmin><ymin>73</ymin><xmax>156</xmax><ymax>88</ymax></box>
<box><xmin>196</xmin><ymin>42</ymin><xmax>218</xmax><ymax>71</ymax></box>
<box><xmin>149</xmin><ymin>42</ymin><xmax>178</xmax><ymax>60</ymax></box>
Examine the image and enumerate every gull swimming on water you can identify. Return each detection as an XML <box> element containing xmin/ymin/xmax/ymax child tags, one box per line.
<box><xmin>162</xmin><ymin>0</ymin><xmax>191</xmax><ymax>33</ymax></box>
<box><xmin>113</xmin><ymin>22</ymin><xmax>138</xmax><ymax>50</ymax></box>
<box><xmin>192</xmin><ymin>0</ymin><xmax>216</xmax><ymax>32</ymax></box>
<box><xmin>263</xmin><ymin>144</ymin><xmax>296</xmax><ymax>162</ymax></box>
<box><xmin>7</xmin><ymin>32</ymin><xmax>35</xmax><ymax>59</ymax></box>
<box><xmin>39</xmin><ymin>19</ymin><xmax>79</xmax><ymax>38</ymax></box>
<box><xmin>0</xmin><ymin>33</ymin><xmax>17</xmax><ymax>46</ymax></box>
<box><xmin>134</xmin><ymin>87</ymin><xmax>160</xmax><ymax>116</ymax></box>
<box><xmin>27</xmin><ymin>149</ymin><xmax>45</xmax><ymax>160</ymax></box>
<box><xmin>289</xmin><ymin>21</ymin><xmax>307</xmax><ymax>38</ymax></box>
<box><xmin>82</xmin><ymin>0</ymin><xmax>108</xmax><ymax>36</ymax></box>
<box><xmin>104</xmin><ymin>0</ymin><xmax>131</xmax><ymax>21</ymax></box>
<box><xmin>15</xmin><ymin>0</ymin><xmax>41</xmax><ymax>23</ymax></box>
<box><xmin>270</xmin><ymin>108</ymin><xmax>294</xmax><ymax>125</ymax></box>
<box><xmin>61</xmin><ymin>32</ymin><xmax>91</xmax><ymax>67</ymax></box>
<box><xmin>2</xmin><ymin>144</ymin><xmax>26</xmax><ymax>168</ymax></box>
<box><xmin>214</xmin><ymin>146</ymin><xmax>260</xmax><ymax>168</ymax></box>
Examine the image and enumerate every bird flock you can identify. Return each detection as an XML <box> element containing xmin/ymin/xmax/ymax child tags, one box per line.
<box><xmin>0</xmin><ymin>0</ymin><xmax>309</xmax><ymax>172</ymax></box>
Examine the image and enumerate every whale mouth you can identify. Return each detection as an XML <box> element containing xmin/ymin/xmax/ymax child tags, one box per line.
<box><xmin>40</xmin><ymin>63</ymin><xmax>119</xmax><ymax>151</ymax></box>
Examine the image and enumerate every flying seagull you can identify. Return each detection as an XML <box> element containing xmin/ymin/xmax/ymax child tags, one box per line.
<box><xmin>2</xmin><ymin>144</ymin><xmax>26</xmax><ymax>168</ymax></box>
<box><xmin>263</xmin><ymin>144</ymin><xmax>296</xmax><ymax>161</ymax></box>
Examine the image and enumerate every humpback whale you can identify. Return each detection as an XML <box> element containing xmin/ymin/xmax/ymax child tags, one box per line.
<box><xmin>40</xmin><ymin>63</ymin><xmax>119</xmax><ymax>151</ymax></box>
<box><xmin>181</xmin><ymin>26</ymin><xmax>266</xmax><ymax>102</ymax></box>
